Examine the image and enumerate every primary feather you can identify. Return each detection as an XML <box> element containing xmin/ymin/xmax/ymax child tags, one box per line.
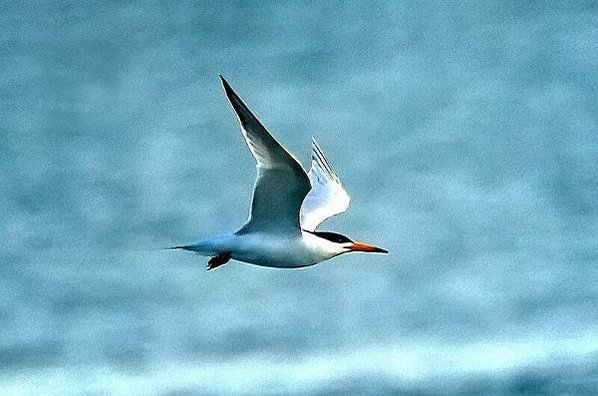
<box><xmin>300</xmin><ymin>139</ymin><xmax>351</xmax><ymax>231</ymax></box>
<box><xmin>219</xmin><ymin>76</ymin><xmax>311</xmax><ymax>236</ymax></box>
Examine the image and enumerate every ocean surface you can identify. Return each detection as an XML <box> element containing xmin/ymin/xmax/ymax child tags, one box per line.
<box><xmin>2</xmin><ymin>2</ymin><xmax>598</xmax><ymax>394</ymax></box>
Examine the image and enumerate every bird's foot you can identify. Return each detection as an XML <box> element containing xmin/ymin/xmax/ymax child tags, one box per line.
<box><xmin>207</xmin><ymin>252</ymin><xmax>231</xmax><ymax>271</ymax></box>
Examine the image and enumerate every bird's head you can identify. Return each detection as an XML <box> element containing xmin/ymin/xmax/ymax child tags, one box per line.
<box><xmin>311</xmin><ymin>231</ymin><xmax>388</xmax><ymax>256</ymax></box>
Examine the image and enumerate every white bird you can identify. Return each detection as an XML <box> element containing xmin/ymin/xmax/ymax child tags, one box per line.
<box><xmin>171</xmin><ymin>76</ymin><xmax>387</xmax><ymax>270</ymax></box>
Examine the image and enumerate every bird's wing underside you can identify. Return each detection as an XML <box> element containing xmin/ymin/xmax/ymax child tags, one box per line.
<box><xmin>300</xmin><ymin>139</ymin><xmax>351</xmax><ymax>231</ymax></box>
<box><xmin>219</xmin><ymin>76</ymin><xmax>311</xmax><ymax>235</ymax></box>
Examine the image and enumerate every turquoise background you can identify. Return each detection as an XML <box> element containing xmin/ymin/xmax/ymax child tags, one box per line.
<box><xmin>1</xmin><ymin>2</ymin><xmax>597</xmax><ymax>394</ymax></box>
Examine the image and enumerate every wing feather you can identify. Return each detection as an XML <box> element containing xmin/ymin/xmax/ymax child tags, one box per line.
<box><xmin>219</xmin><ymin>76</ymin><xmax>311</xmax><ymax>235</ymax></box>
<box><xmin>300</xmin><ymin>139</ymin><xmax>351</xmax><ymax>231</ymax></box>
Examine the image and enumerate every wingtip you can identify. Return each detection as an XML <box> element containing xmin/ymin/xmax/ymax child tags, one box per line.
<box><xmin>219</xmin><ymin>75</ymin><xmax>240</xmax><ymax>103</ymax></box>
<box><xmin>219</xmin><ymin>74</ymin><xmax>230</xmax><ymax>90</ymax></box>
<box><xmin>310</xmin><ymin>139</ymin><xmax>342</xmax><ymax>183</ymax></box>
<box><xmin>311</xmin><ymin>137</ymin><xmax>321</xmax><ymax>150</ymax></box>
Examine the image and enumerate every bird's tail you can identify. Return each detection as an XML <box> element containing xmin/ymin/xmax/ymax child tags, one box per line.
<box><xmin>166</xmin><ymin>245</ymin><xmax>192</xmax><ymax>251</ymax></box>
<box><xmin>168</xmin><ymin>234</ymin><xmax>232</xmax><ymax>255</ymax></box>
<box><xmin>165</xmin><ymin>238</ymin><xmax>224</xmax><ymax>257</ymax></box>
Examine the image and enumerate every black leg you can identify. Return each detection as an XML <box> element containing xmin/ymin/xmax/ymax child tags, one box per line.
<box><xmin>207</xmin><ymin>252</ymin><xmax>232</xmax><ymax>271</ymax></box>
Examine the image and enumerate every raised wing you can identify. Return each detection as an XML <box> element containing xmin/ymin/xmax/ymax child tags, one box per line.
<box><xmin>219</xmin><ymin>76</ymin><xmax>311</xmax><ymax>235</ymax></box>
<box><xmin>300</xmin><ymin>139</ymin><xmax>351</xmax><ymax>231</ymax></box>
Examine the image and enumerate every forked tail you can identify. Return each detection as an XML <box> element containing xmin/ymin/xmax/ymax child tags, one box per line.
<box><xmin>166</xmin><ymin>236</ymin><xmax>228</xmax><ymax>257</ymax></box>
<box><xmin>167</xmin><ymin>245</ymin><xmax>192</xmax><ymax>251</ymax></box>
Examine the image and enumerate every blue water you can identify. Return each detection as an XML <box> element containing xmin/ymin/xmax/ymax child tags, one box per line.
<box><xmin>2</xmin><ymin>2</ymin><xmax>598</xmax><ymax>394</ymax></box>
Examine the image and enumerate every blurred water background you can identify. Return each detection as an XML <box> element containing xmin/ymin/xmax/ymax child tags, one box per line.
<box><xmin>2</xmin><ymin>1</ymin><xmax>598</xmax><ymax>394</ymax></box>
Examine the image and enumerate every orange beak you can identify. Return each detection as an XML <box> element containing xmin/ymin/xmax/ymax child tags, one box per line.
<box><xmin>349</xmin><ymin>242</ymin><xmax>388</xmax><ymax>254</ymax></box>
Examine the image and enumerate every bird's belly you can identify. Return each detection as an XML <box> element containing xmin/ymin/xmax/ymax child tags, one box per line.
<box><xmin>230</xmin><ymin>235</ymin><xmax>319</xmax><ymax>268</ymax></box>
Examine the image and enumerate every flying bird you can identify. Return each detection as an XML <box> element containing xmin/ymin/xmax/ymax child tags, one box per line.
<box><xmin>171</xmin><ymin>76</ymin><xmax>387</xmax><ymax>270</ymax></box>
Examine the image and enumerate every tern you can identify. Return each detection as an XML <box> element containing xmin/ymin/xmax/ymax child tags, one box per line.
<box><xmin>171</xmin><ymin>76</ymin><xmax>387</xmax><ymax>270</ymax></box>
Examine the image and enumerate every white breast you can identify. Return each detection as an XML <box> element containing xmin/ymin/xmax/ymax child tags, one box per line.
<box><xmin>228</xmin><ymin>231</ymin><xmax>341</xmax><ymax>268</ymax></box>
